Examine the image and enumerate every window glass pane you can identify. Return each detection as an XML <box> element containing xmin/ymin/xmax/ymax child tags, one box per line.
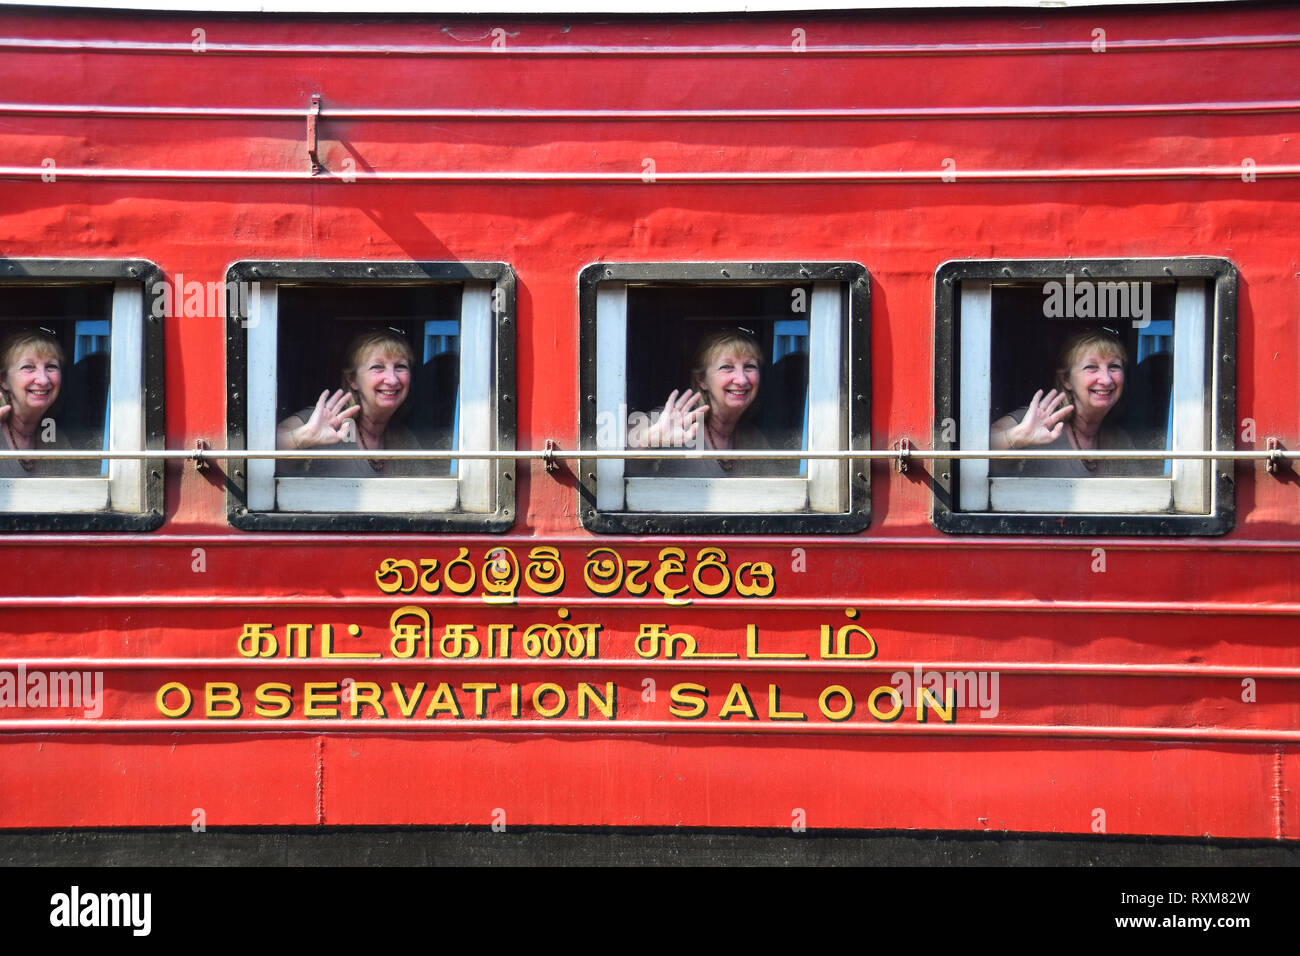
<box><xmin>987</xmin><ymin>282</ymin><xmax>1176</xmax><ymax>479</ymax></box>
<box><xmin>274</xmin><ymin>285</ymin><xmax>461</xmax><ymax>477</ymax></box>
<box><xmin>0</xmin><ymin>286</ymin><xmax>111</xmax><ymax>477</ymax></box>
<box><xmin>624</xmin><ymin>284</ymin><xmax>810</xmax><ymax>477</ymax></box>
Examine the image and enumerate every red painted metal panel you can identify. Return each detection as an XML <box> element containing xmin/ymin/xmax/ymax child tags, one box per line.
<box><xmin>0</xmin><ymin>3</ymin><xmax>1296</xmax><ymax>837</ymax></box>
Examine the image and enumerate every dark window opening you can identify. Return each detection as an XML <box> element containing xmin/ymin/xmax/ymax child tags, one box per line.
<box><xmin>274</xmin><ymin>285</ymin><xmax>462</xmax><ymax>477</ymax></box>
<box><xmin>986</xmin><ymin>282</ymin><xmax>1177</xmax><ymax>478</ymax></box>
<box><xmin>0</xmin><ymin>286</ymin><xmax>112</xmax><ymax>475</ymax></box>
<box><xmin>624</xmin><ymin>284</ymin><xmax>812</xmax><ymax>476</ymax></box>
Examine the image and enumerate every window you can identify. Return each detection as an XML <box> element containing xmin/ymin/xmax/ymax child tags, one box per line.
<box><xmin>0</xmin><ymin>259</ymin><xmax>162</xmax><ymax>532</ymax></box>
<box><xmin>225</xmin><ymin>261</ymin><xmax>515</xmax><ymax>532</ymax></box>
<box><xmin>933</xmin><ymin>258</ymin><xmax>1236</xmax><ymax>535</ymax></box>
<box><xmin>578</xmin><ymin>262</ymin><xmax>869</xmax><ymax>534</ymax></box>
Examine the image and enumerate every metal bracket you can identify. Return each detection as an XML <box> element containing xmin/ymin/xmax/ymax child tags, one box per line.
<box><xmin>542</xmin><ymin>439</ymin><xmax>559</xmax><ymax>474</ymax></box>
<box><xmin>193</xmin><ymin>438</ymin><xmax>210</xmax><ymax>473</ymax></box>
<box><xmin>893</xmin><ymin>437</ymin><xmax>911</xmax><ymax>473</ymax></box>
<box><xmin>307</xmin><ymin>94</ymin><xmax>321</xmax><ymax>175</ymax></box>
<box><xmin>1266</xmin><ymin>436</ymin><xmax>1286</xmax><ymax>474</ymax></box>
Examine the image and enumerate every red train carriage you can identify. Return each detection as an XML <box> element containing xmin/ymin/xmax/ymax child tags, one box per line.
<box><xmin>0</xmin><ymin>0</ymin><xmax>1297</xmax><ymax>858</ymax></box>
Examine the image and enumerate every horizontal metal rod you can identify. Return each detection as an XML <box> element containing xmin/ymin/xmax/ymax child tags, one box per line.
<box><xmin>2</xmin><ymin>595</ymin><xmax>1299</xmax><ymax>616</ymax></box>
<box><xmin>1</xmin><ymin>34</ymin><xmax>1297</xmax><ymax>57</ymax></box>
<box><xmin>0</xmin><ymin>447</ymin><xmax>1291</xmax><ymax>462</ymax></box>
<box><xmin>2</xmin><ymin>165</ymin><xmax>1299</xmax><ymax>183</ymax></box>
<box><xmin>3</xmin><ymin>100</ymin><xmax>1297</xmax><ymax>121</ymax></box>
<box><xmin>1</xmin><ymin>533</ymin><xmax>1299</xmax><ymax>554</ymax></box>
<box><xmin>1</xmin><ymin>718</ymin><xmax>1295</xmax><ymax>743</ymax></box>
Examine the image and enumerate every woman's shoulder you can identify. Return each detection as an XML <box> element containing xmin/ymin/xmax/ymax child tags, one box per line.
<box><xmin>1103</xmin><ymin>421</ymin><xmax>1135</xmax><ymax>449</ymax></box>
<box><xmin>739</xmin><ymin>421</ymin><xmax>770</xmax><ymax>449</ymax></box>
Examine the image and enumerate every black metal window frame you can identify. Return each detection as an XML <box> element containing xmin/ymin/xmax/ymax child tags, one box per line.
<box><xmin>225</xmin><ymin>260</ymin><xmax>516</xmax><ymax>533</ymax></box>
<box><xmin>578</xmin><ymin>261</ymin><xmax>871</xmax><ymax>534</ymax></box>
<box><xmin>0</xmin><ymin>258</ymin><xmax>164</xmax><ymax>532</ymax></box>
<box><xmin>932</xmin><ymin>256</ymin><xmax>1237</xmax><ymax>536</ymax></box>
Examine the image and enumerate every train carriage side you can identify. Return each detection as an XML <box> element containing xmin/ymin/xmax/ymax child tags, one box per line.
<box><xmin>0</xmin><ymin>3</ymin><xmax>1296</xmax><ymax>848</ymax></box>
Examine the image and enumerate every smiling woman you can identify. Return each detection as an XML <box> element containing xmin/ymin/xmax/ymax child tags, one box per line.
<box><xmin>627</xmin><ymin>328</ymin><xmax>775</xmax><ymax>477</ymax></box>
<box><xmin>0</xmin><ymin>329</ymin><xmax>75</xmax><ymax>477</ymax></box>
<box><xmin>275</xmin><ymin>328</ymin><xmax>427</xmax><ymax>476</ymax></box>
<box><xmin>989</xmin><ymin>329</ymin><xmax>1137</xmax><ymax>477</ymax></box>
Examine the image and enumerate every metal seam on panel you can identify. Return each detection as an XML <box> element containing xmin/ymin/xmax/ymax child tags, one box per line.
<box><xmin>2</xmin><ymin>165</ymin><xmax>1299</xmax><ymax>182</ymax></box>
<box><xmin>2</xmin><ymin>597</ymin><xmax>1298</xmax><ymax>615</ymax></box>
<box><xmin>3</xmin><ymin>101</ymin><xmax>1298</xmax><ymax>120</ymax></box>
<box><xmin>0</xmin><ymin>35</ymin><xmax>1298</xmax><ymax>56</ymax></box>
<box><xmin>2</xmin><ymin>535</ymin><xmax>1299</xmax><ymax>552</ymax></box>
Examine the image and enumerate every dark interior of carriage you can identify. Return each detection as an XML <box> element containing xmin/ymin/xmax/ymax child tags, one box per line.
<box><xmin>624</xmin><ymin>283</ymin><xmax>813</xmax><ymax>476</ymax></box>
<box><xmin>987</xmin><ymin>281</ymin><xmax>1177</xmax><ymax>477</ymax></box>
<box><xmin>274</xmin><ymin>284</ymin><xmax>462</xmax><ymax>476</ymax></box>
<box><xmin>0</xmin><ymin>284</ymin><xmax>111</xmax><ymax>473</ymax></box>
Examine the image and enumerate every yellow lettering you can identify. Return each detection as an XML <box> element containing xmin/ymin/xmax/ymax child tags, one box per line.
<box><xmin>718</xmin><ymin>683</ymin><xmax>758</xmax><ymax>721</ymax></box>
<box><xmin>350</xmin><ymin>681</ymin><xmax>385</xmax><ymax>718</ymax></box>
<box><xmin>462</xmin><ymin>682</ymin><xmax>499</xmax><ymax>718</ymax></box>
<box><xmin>156</xmin><ymin>681</ymin><xmax>193</xmax><ymax>718</ymax></box>
<box><xmin>254</xmin><ymin>682</ymin><xmax>292</xmax><ymax>718</ymax></box>
<box><xmin>205</xmin><ymin>682</ymin><xmax>241</xmax><ymax>719</ymax></box>
<box><xmin>746</xmin><ymin>624</ymin><xmax>805</xmax><ymax>659</ymax></box>
<box><xmin>390</xmin><ymin>606</ymin><xmax>431</xmax><ymax>659</ymax></box>
<box><xmin>691</xmin><ymin>547</ymin><xmax>731</xmax><ymax>596</ymax></box>
<box><xmin>583</xmin><ymin>547</ymin><xmax>623</xmax><ymax>595</ymax></box>
<box><xmin>375</xmin><ymin>557</ymin><xmax>416</xmax><ymax>594</ymax></box>
<box><xmin>820</xmin><ymin>622</ymin><xmax>877</xmax><ymax>660</ymax></box>
<box><xmin>285</xmin><ymin>623</ymin><xmax>311</xmax><ymax>658</ymax></box>
<box><xmin>304</xmin><ymin>682</ymin><xmax>341</xmax><ymax>718</ymax></box>
<box><xmin>767</xmin><ymin>683</ymin><xmax>805</xmax><ymax>721</ymax></box>
<box><xmin>391</xmin><ymin>682</ymin><xmax>426</xmax><ymax>718</ymax></box>
<box><xmin>321</xmin><ymin>624</ymin><xmax>382</xmax><ymax>659</ymax></box>
<box><xmin>236</xmin><ymin>623</ymin><xmax>276</xmax><ymax>658</ymax></box>
<box><xmin>668</xmin><ymin>682</ymin><xmax>708</xmax><ymax>719</ymax></box>
<box><xmin>485</xmin><ymin>623</ymin><xmax>513</xmax><ymax>657</ymax></box>
<box><xmin>818</xmin><ymin>685</ymin><xmax>854</xmax><ymax>721</ymax></box>
<box><xmin>653</xmin><ymin>546</ymin><xmax>691</xmax><ymax>606</ymax></box>
<box><xmin>418</xmin><ymin>558</ymin><xmax>441</xmax><ymax>594</ymax></box>
<box><xmin>524</xmin><ymin>546</ymin><xmax>565</xmax><ymax>595</ymax></box>
<box><xmin>916</xmin><ymin>686</ymin><xmax>956</xmax><ymax>723</ymax></box>
<box><xmin>577</xmin><ymin>682</ymin><xmax>616</xmax><ymax>719</ymax></box>
<box><xmin>444</xmin><ymin>546</ymin><xmax>477</xmax><ymax>595</ymax></box>
<box><xmin>482</xmin><ymin>547</ymin><xmax>520</xmax><ymax>604</ymax></box>
<box><xmin>624</xmin><ymin>559</ymin><xmax>651</xmax><ymax>595</ymax></box>
<box><xmin>423</xmin><ymin>682</ymin><xmax>462</xmax><ymax>718</ymax></box>
<box><xmin>866</xmin><ymin>686</ymin><xmax>904</xmax><ymax>722</ymax></box>
<box><xmin>533</xmin><ymin>683</ymin><xmax>567</xmax><ymax>718</ymax></box>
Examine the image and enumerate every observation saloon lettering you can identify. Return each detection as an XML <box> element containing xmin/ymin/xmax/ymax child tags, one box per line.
<box><xmin>143</xmin><ymin>546</ymin><xmax>988</xmax><ymax>727</ymax></box>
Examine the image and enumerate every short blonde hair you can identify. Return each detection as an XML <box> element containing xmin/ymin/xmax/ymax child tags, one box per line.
<box><xmin>689</xmin><ymin>330</ymin><xmax>764</xmax><ymax>401</ymax></box>
<box><xmin>0</xmin><ymin>331</ymin><xmax>65</xmax><ymax>408</ymax></box>
<box><xmin>341</xmin><ymin>329</ymin><xmax>415</xmax><ymax>403</ymax></box>
<box><xmin>1056</xmin><ymin>330</ymin><xmax>1127</xmax><ymax>384</ymax></box>
<box><xmin>0</xmin><ymin>329</ymin><xmax>65</xmax><ymax>373</ymax></box>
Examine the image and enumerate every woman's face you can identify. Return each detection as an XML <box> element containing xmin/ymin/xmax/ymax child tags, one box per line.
<box><xmin>1</xmin><ymin>347</ymin><xmax>62</xmax><ymax>421</ymax></box>
<box><xmin>1062</xmin><ymin>347</ymin><xmax>1124</xmax><ymax>419</ymax></box>
<box><xmin>346</xmin><ymin>346</ymin><xmax>410</xmax><ymax>418</ymax></box>
<box><xmin>698</xmin><ymin>348</ymin><xmax>760</xmax><ymax>418</ymax></box>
